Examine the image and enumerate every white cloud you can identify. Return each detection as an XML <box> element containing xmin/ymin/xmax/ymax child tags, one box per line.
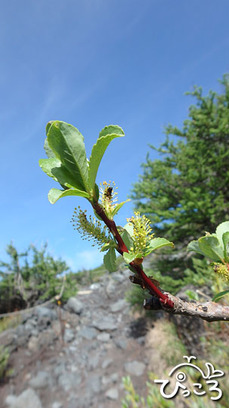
<box><xmin>66</xmin><ymin>249</ymin><xmax>104</xmax><ymax>271</ymax></box>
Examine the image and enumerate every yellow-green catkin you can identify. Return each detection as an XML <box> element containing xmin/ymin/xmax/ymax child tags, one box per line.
<box><xmin>99</xmin><ymin>181</ymin><xmax>118</xmax><ymax>219</ymax></box>
<box><xmin>127</xmin><ymin>211</ymin><xmax>154</xmax><ymax>255</ymax></box>
<box><xmin>71</xmin><ymin>207</ymin><xmax>111</xmax><ymax>249</ymax></box>
<box><xmin>214</xmin><ymin>262</ymin><xmax>229</xmax><ymax>282</ymax></box>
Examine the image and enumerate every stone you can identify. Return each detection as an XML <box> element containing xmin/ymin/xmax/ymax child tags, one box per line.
<box><xmin>124</xmin><ymin>361</ymin><xmax>146</xmax><ymax>376</ymax></box>
<box><xmin>87</xmin><ymin>354</ymin><xmax>99</xmax><ymax>370</ymax></box>
<box><xmin>64</xmin><ymin>328</ymin><xmax>75</xmax><ymax>343</ymax></box>
<box><xmin>101</xmin><ymin>358</ymin><xmax>113</xmax><ymax>369</ymax></box>
<box><xmin>28</xmin><ymin>336</ymin><xmax>39</xmax><ymax>352</ymax></box>
<box><xmin>29</xmin><ymin>370</ymin><xmax>50</xmax><ymax>388</ymax></box>
<box><xmin>35</xmin><ymin>306</ymin><xmax>57</xmax><ymax>320</ymax></box>
<box><xmin>111</xmin><ymin>272</ymin><xmax>125</xmax><ymax>282</ymax></box>
<box><xmin>5</xmin><ymin>388</ymin><xmax>42</xmax><ymax>408</ymax></box>
<box><xmin>86</xmin><ymin>375</ymin><xmax>101</xmax><ymax>394</ymax></box>
<box><xmin>78</xmin><ymin>326</ymin><xmax>98</xmax><ymax>340</ymax></box>
<box><xmin>66</xmin><ymin>297</ymin><xmax>83</xmax><ymax>315</ymax></box>
<box><xmin>89</xmin><ymin>283</ymin><xmax>101</xmax><ymax>290</ymax></box>
<box><xmin>110</xmin><ymin>299</ymin><xmax>128</xmax><ymax>313</ymax></box>
<box><xmin>92</xmin><ymin>316</ymin><xmax>118</xmax><ymax>331</ymax></box>
<box><xmin>106</xmin><ymin>279</ymin><xmax>117</xmax><ymax>297</ymax></box>
<box><xmin>97</xmin><ymin>332</ymin><xmax>110</xmax><ymax>342</ymax></box>
<box><xmin>52</xmin><ymin>403</ymin><xmax>63</xmax><ymax>408</ymax></box>
<box><xmin>58</xmin><ymin>372</ymin><xmax>81</xmax><ymax>391</ymax></box>
<box><xmin>105</xmin><ymin>388</ymin><xmax>119</xmax><ymax>400</ymax></box>
<box><xmin>115</xmin><ymin>337</ymin><xmax>127</xmax><ymax>350</ymax></box>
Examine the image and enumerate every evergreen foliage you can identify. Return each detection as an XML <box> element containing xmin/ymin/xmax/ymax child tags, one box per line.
<box><xmin>131</xmin><ymin>74</ymin><xmax>229</xmax><ymax>278</ymax></box>
<box><xmin>0</xmin><ymin>243</ymin><xmax>77</xmax><ymax>312</ymax></box>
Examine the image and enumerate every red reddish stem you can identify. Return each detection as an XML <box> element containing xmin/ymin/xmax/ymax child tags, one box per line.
<box><xmin>92</xmin><ymin>201</ymin><xmax>174</xmax><ymax>308</ymax></box>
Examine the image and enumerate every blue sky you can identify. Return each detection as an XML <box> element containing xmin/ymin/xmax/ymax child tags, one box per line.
<box><xmin>1</xmin><ymin>0</ymin><xmax>229</xmax><ymax>271</ymax></box>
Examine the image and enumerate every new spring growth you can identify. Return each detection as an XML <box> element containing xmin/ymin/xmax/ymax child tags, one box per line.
<box><xmin>127</xmin><ymin>211</ymin><xmax>154</xmax><ymax>257</ymax></box>
<box><xmin>99</xmin><ymin>181</ymin><xmax>118</xmax><ymax>219</ymax></box>
<box><xmin>71</xmin><ymin>207</ymin><xmax>111</xmax><ymax>249</ymax></box>
<box><xmin>214</xmin><ymin>263</ymin><xmax>229</xmax><ymax>282</ymax></box>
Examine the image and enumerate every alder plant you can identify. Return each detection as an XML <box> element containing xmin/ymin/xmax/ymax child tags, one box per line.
<box><xmin>39</xmin><ymin>121</ymin><xmax>229</xmax><ymax>321</ymax></box>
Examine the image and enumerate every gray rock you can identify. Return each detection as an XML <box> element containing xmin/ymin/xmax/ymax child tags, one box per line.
<box><xmin>5</xmin><ymin>388</ymin><xmax>43</xmax><ymax>408</ymax></box>
<box><xmin>115</xmin><ymin>337</ymin><xmax>127</xmax><ymax>350</ymax></box>
<box><xmin>92</xmin><ymin>316</ymin><xmax>118</xmax><ymax>331</ymax></box>
<box><xmin>64</xmin><ymin>328</ymin><xmax>75</xmax><ymax>343</ymax></box>
<box><xmin>106</xmin><ymin>279</ymin><xmax>117</xmax><ymax>297</ymax></box>
<box><xmin>35</xmin><ymin>306</ymin><xmax>56</xmax><ymax>320</ymax></box>
<box><xmin>58</xmin><ymin>371</ymin><xmax>81</xmax><ymax>391</ymax></box>
<box><xmin>124</xmin><ymin>361</ymin><xmax>146</xmax><ymax>376</ymax></box>
<box><xmin>90</xmin><ymin>283</ymin><xmax>101</xmax><ymax>290</ymax></box>
<box><xmin>78</xmin><ymin>326</ymin><xmax>98</xmax><ymax>340</ymax></box>
<box><xmin>29</xmin><ymin>370</ymin><xmax>50</xmax><ymax>388</ymax></box>
<box><xmin>110</xmin><ymin>299</ymin><xmax>128</xmax><ymax>313</ymax></box>
<box><xmin>101</xmin><ymin>358</ymin><xmax>113</xmax><ymax>369</ymax></box>
<box><xmin>111</xmin><ymin>272</ymin><xmax>125</xmax><ymax>282</ymax></box>
<box><xmin>5</xmin><ymin>396</ymin><xmax>17</xmax><ymax>406</ymax></box>
<box><xmin>97</xmin><ymin>332</ymin><xmax>110</xmax><ymax>342</ymax></box>
<box><xmin>105</xmin><ymin>388</ymin><xmax>119</xmax><ymax>400</ymax></box>
<box><xmin>87</xmin><ymin>354</ymin><xmax>99</xmax><ymax>370</ymax></box>
<box><xmin>28</xmin><ymin>336</ymin><xmax>39</xmax><ymax>352</ymax></box>
<box><xmin>52</xmin><ymin>403</ymin><xmax>63</xmax><ymax>408</ymax></box>
<box><xmin>86</xmin><ymin>375</ymin><xmax>101</xmax><ymax>394</ymax></box>
<box><xmin>67</xmin><ymin>297</ymin><xmax>83</xmax><ymax>315</ymax></box>
<box><xmin>102</xmin><ymin>375</ymin><xmax>114</xmax><ymax>386</ymax></box>
<box><xmin>53</xmin><ymin>362</ymin><xmax>66</xmax><ymax>377</ymax></box>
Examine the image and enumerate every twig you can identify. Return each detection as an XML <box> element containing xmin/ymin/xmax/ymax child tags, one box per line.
<box><xmin>146</xmin><ymin>293</ymin><xmax>229</xmax><ymax>322</ymax></box>
<box><xmin>92</xmin><ymin>201</ymin><xmax>174</xmax><ymax>308</ymax></box>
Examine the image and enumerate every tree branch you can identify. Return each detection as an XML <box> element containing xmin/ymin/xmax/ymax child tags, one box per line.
<box><xmin>92</xmin><ymin>201</ymin><xmax>174</xmax><ymax>308</ymax></box>
<box><xmin>145</xmin><ymin>292</ymin><xmax>229</xmax><ymax>322</ymax></box>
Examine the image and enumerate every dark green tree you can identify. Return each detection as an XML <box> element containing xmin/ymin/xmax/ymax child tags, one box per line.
<box><xmin>131</xmin><ymin>74</ymin><xmax>229</xmax><ymax>277</ymax></box>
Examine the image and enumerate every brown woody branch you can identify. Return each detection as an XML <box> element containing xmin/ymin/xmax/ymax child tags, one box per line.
<box><xmin>92</xmin><ymin>201</ymin><xmax>174</xmax><ymax>308</ymax></box>
<box><xmin>92</xmin><ymin>201</ymin><xmax>229</xmax><ymax>321</ymax></box>
<box><xmin>145</xmin><ymin>293</ymin><xmax>229</xmax><ymax>322</ymax></box>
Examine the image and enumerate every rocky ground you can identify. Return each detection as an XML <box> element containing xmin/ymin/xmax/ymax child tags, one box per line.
<box><xmin>0</xmin><ymin>268</ymin><xmax>159</xmax><ymax>408</ymax></box>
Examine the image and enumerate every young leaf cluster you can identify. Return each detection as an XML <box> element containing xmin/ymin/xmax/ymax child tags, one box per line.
<box><xmin>71</xmin><ymin>207</ymin><xmax>112</xmax><ymax>249</ymax></box>
<box><xmin>39</xmin><ymin>121</ymin><xmax>124</xmax><ymax>204</ymax></box>
<box><xmin>188</xmin><ymin>221</ymin><xmax>229</xmax><ymax>302</ymax></box>
<box><xmin>122</xmin><ymin>212</ymin><xmax>174</xmax><ymax>264</ymax></box>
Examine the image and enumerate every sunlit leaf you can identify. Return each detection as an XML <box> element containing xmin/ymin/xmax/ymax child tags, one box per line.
<box><xmin>47</xmin><ymin>121</ymin><xmax>89</xmax><ymax>192</ymax></box>
<box><xmin>48</xmin><ymin>188</ymin><xmax>89</xmax><ymax>204</ymax></box>
<box><xmin>88</xmin><ymin>125</ymin><xmax>124</xmax><ymax>191</ymax></box>
<box><xmin>212</xmin><ymin>290</ymin><xmax>229</xmax><ymax>302</ymax></box>
<box><xmin>198</xmin><ymin>236</ymin><xmax>224</xmax><ymax>262</ymax></box>
<box><xmin>111</xmin><ymin>199</ymin><xmax>131</xmax><ymax>217</ymax></box>
<box><xmin>103</xmin><ymin>247</ymin><xmax>117</xmax><ymax>272</ymax></box>
<box><xmin>146</xmin><ymin>237</ymin><xmax>174</xmax><ymax>254</ymax></box>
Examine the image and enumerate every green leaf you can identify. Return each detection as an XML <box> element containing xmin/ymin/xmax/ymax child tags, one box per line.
<box><xmin>48</xmin><ymin>188</ymin><xmax>89</xmax><ymax>204</ymax></box>
<box><xmin>222</xmin><ymin>232</ymin><xmax>229</xmax><ymax>262</ymax></box>
<box><xmin>212</xmin><ymin>289</ymin><xmax>229</xmax><ymax>303</ymax></box>
<box><xmin>47</xmin><ymin>121</ymin><xmax>89</xmax><ymax>192</ymax></box>
<box><xmin>39</xmin><ymin>158</ymin><xmax>83</xmax><ymax>189</ymax></box>
<box><xmin>111</xmin><ymin>199</ymin><xmax>131</xmax><ymax>218</ymax></box>
<box><xmin>187</xmin><ymin>240</ymin><xmax>206</xmax><ymax>256</ymax></box>
<box><xmin>44</xmin><ymin>138</ymin><xmax>55</xmax><ymax>158</ymax></box>
<box><xmin>99</xmin><ymin>125</ymin><xmax>125</xmax><ymax>138</ymax></box>
<box><xmin>123</xmin><ymin>252</ymin><xmax>142</xmax><ymax>264</ymax></box>
<box><xmin>216</xmin><ymin>221</ymin><xmax>229</xmax><ymax>247</ymax></box>
<box><xmin>120</xmin><ymin>229</ymin><xmax>134</xmax><ymax>251</ymax></box>
<box><xmin>123</xmin><ymin>222</ymin><xmax>134</xmax><ymax>238</ymax></box>
<box><xmin>103</xmin><ymin>248</ymin><xmax>117</xmax><ymax>272</ymax></box>
<box><xmin>88</xmin><ymin>125</ymin><xmax>124</xmax><ymax>191</ymax></box>
<box><xmin>198</xmin><ymin>236</ymin><xmax>224</xmax><ymax>262</ymax></box>
<box><xmin>146</xmin><ymin>237</ymin><xmax>174</xmax><ymax>255</ymax></box>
